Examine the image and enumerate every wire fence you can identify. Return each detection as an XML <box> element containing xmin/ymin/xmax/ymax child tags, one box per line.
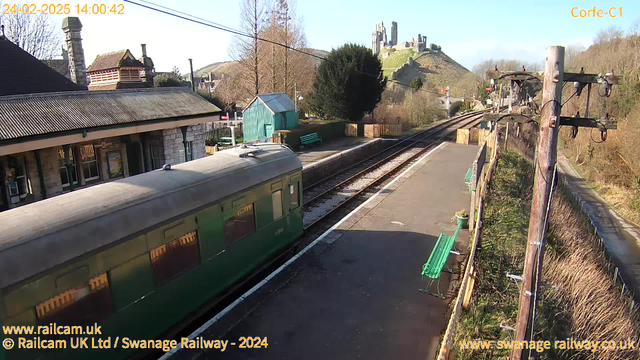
<box><xmin>504</xmin><ymin>121</ymin><xmax>638</xmax><ymax>308</ymax></box>
<box><xmin>438</xmin><ymin>122</ymin><xmax>638</xmax><ymax>359</ymax></box>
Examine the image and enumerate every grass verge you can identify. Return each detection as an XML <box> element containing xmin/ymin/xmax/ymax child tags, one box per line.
<box><xmin>453</xmin><ymin>150</ymin><xmax>640</xmax><ymax>360</ymax></box>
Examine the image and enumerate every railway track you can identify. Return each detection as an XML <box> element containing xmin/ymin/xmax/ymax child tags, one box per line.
<box><xmin>303</xmin><ymin>111</ymin><xmax>482</xmax><ymax>197</ymax></box>
<box><xmin>302</xmin><ymin>111</ymin><xmax>484</xmax><ymax>229</ymax></box>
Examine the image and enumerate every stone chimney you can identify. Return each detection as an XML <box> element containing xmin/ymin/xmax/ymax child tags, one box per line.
<box><xmin>138</xmin><ymin>44</ymin><xmax>155</xmax><ymax>88</ymax></box>
<box><xmin>62</xmin><ymin>17</ymin><xmax>87</xmax><ymax>88</ymax></box>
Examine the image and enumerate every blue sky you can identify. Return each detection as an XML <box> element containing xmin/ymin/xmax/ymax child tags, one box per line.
<box><xmin>23</xmin><ymin>0</ymin><xmax>639</xmax><ymax>73</ymax></box>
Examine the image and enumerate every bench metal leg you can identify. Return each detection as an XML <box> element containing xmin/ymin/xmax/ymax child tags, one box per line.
<box><xmin>419</xmin><ymin>278</ymin><xmax>445</xmax><ymax>299</ymax></box>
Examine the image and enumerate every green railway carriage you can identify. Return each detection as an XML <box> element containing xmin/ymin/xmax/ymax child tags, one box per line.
<box><xmin>0</xmin><ymin>144</ymin><xmax>303</xmax><ymax>360</ymax></box>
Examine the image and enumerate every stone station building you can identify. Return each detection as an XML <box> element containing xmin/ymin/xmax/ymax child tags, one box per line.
<box><xmin>0</xmin><ymin>28</ymin><xmax>221</xmax><ymax>212</ymax></box>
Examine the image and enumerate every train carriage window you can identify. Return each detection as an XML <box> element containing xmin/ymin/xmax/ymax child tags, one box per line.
<box><xmin>272</xmin><ymin>190</ymin><xmax>283</xmax><ymax>220</ymax></box>
<box><xmin>150</xmin><ymin>231</ymin><xmax>200</xmax><ymax>286</ymax></box>
<box><xmin>224</xmin><ymin>204</ymin><xmax>256</xmax><ymax>246</ymax></box>
<box><xmin>35</xmin><ymin>273</ymin><xmax>113</xmax><ymax>325</ymax></box>
<box><xmin>289</xmin><ymin>183</ymin><xmax>299</xmax><ymax>209</ymax></box>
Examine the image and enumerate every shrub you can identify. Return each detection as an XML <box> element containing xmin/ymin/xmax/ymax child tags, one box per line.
<box><xmin>449</xmin><ymin>100</ymin><xmax>463</xmax><ymax>116</ymax></box>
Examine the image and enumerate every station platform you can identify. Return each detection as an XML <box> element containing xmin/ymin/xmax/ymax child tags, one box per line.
<box><xmin>168</xmin><ymin>142</ymin><xmax>479</xmax><ymax>360</ymax></box>
<box><xmin>297</xmin><ymin>137</ymin><xmax>380</xmax><ymax>166</ymax></box>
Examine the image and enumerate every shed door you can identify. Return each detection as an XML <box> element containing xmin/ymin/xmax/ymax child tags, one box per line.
<box><xmin>265</xmin><ymin>124</ymin><xmax>274</xmax><ymax>138</ymax></box>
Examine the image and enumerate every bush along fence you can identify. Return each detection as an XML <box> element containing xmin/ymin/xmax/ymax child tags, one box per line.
<box><xmin>436</xmin><ymin>127</ymin><xmax>500</xmax><ymax>360</ymax></box>
<box><xmin>504</xmin><ymin>121</ymin><xmax>639</xmax><ymax>307</ymax></box>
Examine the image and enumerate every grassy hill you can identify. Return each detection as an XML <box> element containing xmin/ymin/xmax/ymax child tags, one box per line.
<box><xmin>380</xmin><ymin>48</ymin><xmax>481</xmax><ymax>98</ymax></box>
<box><xmin>195</xmin><ymin>61</ymin><xmax>236</xmax><ymax>78</ymax></box>
<box><xmin>195</xmin><ymin>48</ymin><xmax>329</xmax><ymax>78</ymax></box>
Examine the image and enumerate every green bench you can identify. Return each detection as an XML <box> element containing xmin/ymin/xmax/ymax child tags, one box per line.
<box><xmin>300</xmin><ymin>133</ymin><xmax>322</xmax><ymax>148</ymax></box>
<box><xmin>218</xmin><ymin>137</ymin><xmax>234</xmax><ymax>146</ymax></box>
<box><xmin>464</xmin><ymin>166</ymin><xmax>473</xmax><ymax>194</ymax></box>
<box><xmin>419</xmin><ymin>225</ymin><xmax>461</xmax><ymax>299</ymax></box>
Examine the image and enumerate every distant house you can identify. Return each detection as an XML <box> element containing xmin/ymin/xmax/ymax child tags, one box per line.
<box><xmin>86</xmin><ymin>46</ymin><xmax>154</xmax><ymax>90</ymax></box>
<box><xmin>0</xmin><ymin>22</ymin><xmax>221</xmax><ymax>212</ymax></box>
<box><xmin>243</xmin><ymin>93</ymin><xmax>298</xmax><ymax>142</ymax></box>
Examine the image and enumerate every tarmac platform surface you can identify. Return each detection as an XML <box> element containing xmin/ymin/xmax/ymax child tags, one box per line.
<box><xmin>169</xmin><ymin>142</ymin><xmax>479</xmax><ymax>360</ymax></box>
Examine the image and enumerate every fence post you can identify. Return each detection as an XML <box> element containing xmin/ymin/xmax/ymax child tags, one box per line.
<box><xmin>505</xmin><ymin>122</ymin><xmax>509</xmax><ymax>150</ymax></box>
<box><xmin>469</xmin><ymin>160</ymin><xmax>478</xmax><ymax>230</ymax></box>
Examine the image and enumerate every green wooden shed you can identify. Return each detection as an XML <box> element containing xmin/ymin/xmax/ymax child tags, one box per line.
<box><xmin>242</xmin><ymin>93</ymin><xmax>298</xmax><ymax>142</ymax></box>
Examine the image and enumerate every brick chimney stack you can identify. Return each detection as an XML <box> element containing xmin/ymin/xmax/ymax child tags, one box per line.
<box><xmin>62</xmin><ymin>17</ymin><xmax>87</xmax><ymax>88</ymax></box>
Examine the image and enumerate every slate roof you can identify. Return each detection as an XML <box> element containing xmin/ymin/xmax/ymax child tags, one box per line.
<box><xmin>0</xmin><ymin>87</ymin><xmax>221</xmax><ymax>142</ymax></box>
<box><xmin>245</xmin><ymin>92</ymin><xmax>295</xmax><ymax>114</ymax></box>
<box><xmin>0</xmin><ymin>36</ymin><xmax>84</xmax><ymax>96</ymax></box>
<box><xmin>87</xmin><ymin>50</ymin><xmax>145</xmax><ymax>72</ymax></box>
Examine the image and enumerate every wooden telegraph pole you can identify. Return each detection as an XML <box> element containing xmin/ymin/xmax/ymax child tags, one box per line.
<box><xmin>510</xmin><ymin>46</ymin><xmax>564</xmax><ymax>360</ymax></box>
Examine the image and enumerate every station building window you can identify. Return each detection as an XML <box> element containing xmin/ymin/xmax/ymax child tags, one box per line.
<box><xmin>58</xmin><ymin>148</ymin><xmax>78</xmax><ymax>187</ymax></box>
<box><xmin>150</xmin><ymin>231</ymin><xmax>200</xmax><ymax>286</ymax></box>
<box><xmin>224</xmin><ymin>204</ymin><xmax>256</xmax><ymax>246</ymax></box>
<box><xmin>289</xmin><ymin>183</ymin><xmax>299</xmax><ymax>210</ymax></box>
<box><xmin>7</xmin><ymin>156</ymin><xmax>30</xmax><ymax>202</ymax></box>
<box><xmin>272</xmin><ymin>190</ymin><xmax>283</xmax><ymax>220</ymax></box>
<box><xmin>35</xmin><ymin>273</ymin><xmax>113</xmax><ymax>325</ymax></box>
<box><xmin>80</xmin><ymin>145</ymin><xmax>99</xmax><ymax>181</ymax></box>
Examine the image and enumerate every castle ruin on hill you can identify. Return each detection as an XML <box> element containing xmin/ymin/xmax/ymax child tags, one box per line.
<box><xmin>371</xmin><ymin>21</ymin><xmax>433</xmax><ymax>56</ymax></box>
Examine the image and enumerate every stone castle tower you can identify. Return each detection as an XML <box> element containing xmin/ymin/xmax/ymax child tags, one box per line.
<box><xmin>390</xmin><ymin>21</ymin><xmax>398</xmax><ymax>46</ymax></box>
<box><xmin>62</xmin><ymin>17</ymin><xmax>87</xmax><ymax>88</ymax></box>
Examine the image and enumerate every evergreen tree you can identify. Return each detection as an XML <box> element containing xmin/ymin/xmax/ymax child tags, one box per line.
<box><xmin>310</xmin><ymin>44</ymin><xmax>386</xmax><ymax>121</ymax></box>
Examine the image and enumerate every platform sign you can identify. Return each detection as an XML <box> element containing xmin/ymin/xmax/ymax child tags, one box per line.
<box><xmin>221</xmin><ymin>115</ymin><xmax>229</xmax><ymax>120</ymax></box>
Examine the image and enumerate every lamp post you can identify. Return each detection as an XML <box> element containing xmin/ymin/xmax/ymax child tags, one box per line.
<box><xmin>294</xmin><ymin>83</ymin><xmax>303</xmax><ymax>114</ymax></box>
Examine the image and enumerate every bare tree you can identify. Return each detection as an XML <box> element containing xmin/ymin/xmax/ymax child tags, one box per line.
<box><xmin>629</xmin><ymin>18</ymin><xmax>640</xmax><ymax>36</ymax></box>
<box><xmin>0</xmin><ymin>3</ymin><xmax>61</xmax><ymax>59</ymax></box>
<box><xmin>473</xmin><ymin>58</ymin><xmax>543</xmax><ymax>79</ymax></box>
<box><xmin>565</xmin><ymin>44</ymin><xmax>586</xmax><ymax>70</ymax></box>
<box><xmin>260</xmin><ymin>0</ymin><xmax>310</xmax><ymax>98</ymax></box>
<box><xmin>229</xmin><ymin>0</ymin><xmax>268</xmax><ymax>98</ymax></box>
<box><xmin>593</xmin><ymin>26</ymin><xmax>623</xmax><ymax>44</ymax></box>
<box><xmin>225</xmin><ymin>0</ymin><xmax>314</xmax><ymax>104</ymax></box>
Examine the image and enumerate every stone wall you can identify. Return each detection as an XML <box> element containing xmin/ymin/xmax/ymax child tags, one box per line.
<box><xmin>162</xmin><ymin>124</ymin><xmax>206</xmax><ymax>165</ymax></box>
<box><xmin>38</xmin><ymin>148</ymin><xmax>62</xmax><ymax>198</ymax></box>
<box><xmin>390</xmin><ymin>58</ymin><xmax>415</xmax><ymax>81</ymax></box>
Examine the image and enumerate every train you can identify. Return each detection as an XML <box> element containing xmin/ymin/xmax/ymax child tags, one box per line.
<box><xmin>0</xmin><ymin>143</ymin><xmax>304</xmax><ymax>360</ymax></box>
